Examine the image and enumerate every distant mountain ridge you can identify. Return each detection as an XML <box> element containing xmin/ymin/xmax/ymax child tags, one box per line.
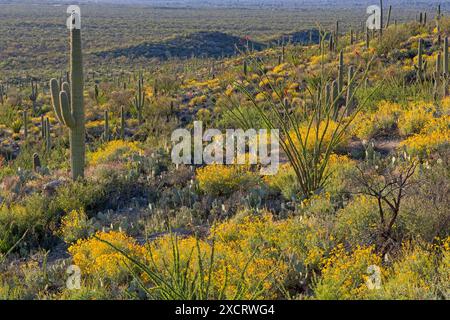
<box><xmin>0</xmin><ymin>0</ymin><xmax>447</xmax><ymax>10</ymax></box>
<box><xmin>95</xmin><ymin>30</ymin><xmax>321</xmax><ymax>60</ymax></box>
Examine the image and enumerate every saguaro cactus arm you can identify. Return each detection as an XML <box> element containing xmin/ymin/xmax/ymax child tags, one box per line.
<box><xmin>50</xmin><ymin>78</ymin><xmax>64</xmax><ymax>124</ymax></box>
<box><xmin>59</xmin><ymin>91</ymin><xmax>76</xmax><ymax>128</ymax></box>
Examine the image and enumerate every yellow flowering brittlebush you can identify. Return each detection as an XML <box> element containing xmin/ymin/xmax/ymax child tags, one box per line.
<box><xmin>314</xmin><ymin>244</ymin><xmax>383</xmax><ymax>300</ymax></box>
<box><xmin>400</xmin><ymin>115</ymin><xmax>449</xmax><ymax>156</ymax></box>
<box><xmin>68</xmin><ymin>215</ymin><xmax>291</xmax><ymax>299</ymax></box>
<box><xmin>354</xmin><ymin>101</ymin><xmax>402</xmax><ymax>139</ymax></box>
<box><xmin>69</xmin><ymin>231</ymin><xmax>147</xmax><ymax>282</ymax></box>
<box><xmin>88</xmin><ymin>140</ymin><xmax>143</xmax><ymax>166</ymax></box>
<box><xmin>196</xmin><ymin>164</ymin><xmax>259</xmax><ymax>196</ymax></box>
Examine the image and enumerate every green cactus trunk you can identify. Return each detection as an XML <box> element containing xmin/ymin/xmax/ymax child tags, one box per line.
<box><xmin>103</xmin><ymin>110</ymin><xmax>109</xmax><ymax>142</ymax></box>
<box><xmin>120</xmin><ymin>106</ymin><xmax>125</xmax><ymax>140</ymax></box>
<box><xmin>69</xmin><ymin>28</ymin><xmax>85</xmax><ymax>180</ymax></box>
<box><xmin>386</xmin><ymin>5</ymin><xmax>392</xmax><ymax>29</ymax></box>
<box><xmin>50</xmin><ymin>27</ymin><xmax>85</xmax><ymax>180</ymax></box>
<box><xmin>23</xmin><ymin>111</ymin><xmax>28</xmax><ymax>139</ymax></box>
<box><xmin>417</xmin><ymin>39</ymin><xmax>423</xmax><ymax>81</ymax></box>
<box><xmin>444</xmin><ymin>37</ymin><xmax>449</xmax><ymax>76</ymax></box>
<box><xmin>338</xmin><ymin>50</ymin><xmax>344</xmax><ymax>93</ymax></box>
<box><xmin>45</xmin><ymin>117</ymin><xmax>51</xmax><ymax>152</ymax></box>
<box><xmin>33</xmin><ymin>153</ymin><xmax>41</xmax><ymax>172</ymax></box>
<box><xmin>346</xmin><ymin>66</ymin><xmax>355</xmax><ymax>115</ymax></box>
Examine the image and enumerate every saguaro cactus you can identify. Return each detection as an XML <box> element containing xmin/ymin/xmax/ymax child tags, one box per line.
<box><xmin>29</xmin><ymin>81</ymin><xmax>38</xmax><ymax>115</ymax></box>
<box><xmin>379</xmin><ymin>0</ymin><xmax>383</xmax><ymax>39</ymax></box>
<box><xmin>41</xmin><ymin>115</ymin><xmax>45</xmax><ymax>139</ymax></box>
<box><xmin>444</xmin><ymin>37</ymin><xmax>449</xmax><ymax>96</ymax></box>
<box><xmin>50</xmin><ymin>14</ymin><xmax>85</xmax><ymax>180</ymax></box>
<box><xmin>103</xmin><ymin>110</ymin><xmax>109</xmax><ymax>142</ymax></box>
<box><xmin>366</xmin><ymin>28</ymin><xmax>370</xmax><ymax>50</ymax></box>
<box><xmin>133</xmin><ymin>72</ymin><xmax>145</xmax><ymax>124</ymax></box>
<box><xmin>120</xmin><ymin>106</ymin><xmax>125</xmax><ymax>140</ymax></box>
<box><xmin>386</xmin><ymin>5</ymin><xmax>392</xmax><ymax>29</ymax></box>
<box><xmin>338</xmin><ymin>50</ymin><xmax>345</xmax><ymax>93</ymax></box>
<box><xmin>23</xmin><ymin>110</ymin><xmax>28</xmax><ymax>139</ymax></box>
<box><xmin>416</xmin><ymin>38</ymin><xmax>424</xmax><ymax>81</ymax></box>
<box><xmin>346</xmin><ymin>66</ymin><xmax>355</xmax><ymax>115</ymax></box>
<box><xmin>33</xmin><ymin>153</ymin><xmax>41</xmax><ymax>172</ymax></box>
<box><xmin>94</xmin><ymin>84</ymin><xmax>99</xmax><ymax>103</ymax></box>
<box><xmin>45</xmin><ymin>117</ymin><xmax>51</xmax><ymax>152</ymax></box>
<box><xmin>0</xmin><ymin>84</ymin><xmax>5</xmax><ymax>105</ymax></box>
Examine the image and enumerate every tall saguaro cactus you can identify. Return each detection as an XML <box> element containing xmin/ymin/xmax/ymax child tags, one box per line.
<box><xmin>416</xmin><ymin>38</ymin><xmax>424</xmax><ymax>81</ymax></box>
<box><xmin>50</xmin><ymin>11</ymin><xmax>85</xmax><ymax>180</ymax></box>
<box><xmin>29</xmin><ymin>81</ymin><xmax>38</xmax><ymax>115</ymax></box>
<box><xmin>133</xmin><ymin>72</ymin><xmax>145</xmax><ymax>124</ymax></box>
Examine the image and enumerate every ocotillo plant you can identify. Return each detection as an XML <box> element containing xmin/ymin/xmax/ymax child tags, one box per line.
<box><xmin>50</xmin><ymin>16</ymin><xmax>85</xmax><ymax>180</ymax></box>
<box><xmin>133</xmin><ymin>72</ymin><xmax>145</xmax><ymax>124</ymax></box>
<box><xmin>29</xmin><ymin>81</ymin><xmax>38</xmax><ymax>115</ymax></box>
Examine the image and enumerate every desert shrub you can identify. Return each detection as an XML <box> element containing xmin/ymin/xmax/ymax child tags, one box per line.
<box><xmin>51</xmin><ymin>180</ymin><xmax>106</xmax><ymax>215</ymax></box>
<box><xmin>69</xmin><ymin>231</ymin><xmax>147</xmax><ymax>284</ymax></box>
<box><xmin>324</xmin><ymin>154</ymin><xmax>358</xmax><ymax>197</ymax></box>
<box><xmin>58</xmin><ymin>209</ymin><xmax>93</xmax><ymax>244</ymax></box>
<box><xmin>400</xmin><ymin>160</ymin><xmax>450</xmax><ymax>241</ymax></box>
<box><xmin>196</xmin><ymin>164</ymin><xmax>260</xmax><ymax>197</ymax></box>
<box><xmin>354</xmin><ymin>101</ymin><xmax>402</xmax><ymax>139</ymax></box>
<box><xmin>0</xmin><ymin>194</ymin><xmax>52</xmax><ymax>254</ymax></box>
<box><xmin>280</xmin><ymin>209</ymin><xmax>337</xmax><ymax>294</ymax></box>
<box><xmin>313</xmin><ymin>245</ymin><xmax>383</xmax><ymax>300</ymax></box>
<box><xmin>88</xmin><ymin>140</ymin><xmax>143</xmax><ymax>166</ymax></box>
<box><xmin>437</xmin><ymin>238</ymin><xmax>450</xmax><ymax>299</ymax></box>
<box><xmin>70</xmin><ymin>214</ymin><xmax>290</xmax><ymax>299</ymax></box>
<box><xmin>375</xmin><ymin>25</ymin><xmax>413</xmax><ymax>56</ymax></box>
<box><xmin>398</xmin><ymin>103</ymin><xmax>434</xmax><ymax>136</ymax></box>
<box><xmin>263</xmin><ymin>163</ymin><xmax>300</xmax><ymax>200</ymax></box>
<box><xmin>400</xmin><ymin>116</ymin><xmax>449</xmax><ymax>157</ymax></box>
<box><xmin>58</xmin><ymin>286</ymin><xmax>115</xmax><ymax>300</ymax></box>
<box><xmin>334</xmin><ymin>195</ymin><xmax>379</xmax><ymax>248</ymax></box>
<box><xmin>51</xmin><ymin>166</ymin><xmax>149</xmax><ymax>217</ymax></box>
<box><xmin>374</xmin><ymin>242</ymin><xmax>444</xmax><ymax>300</ymax></box>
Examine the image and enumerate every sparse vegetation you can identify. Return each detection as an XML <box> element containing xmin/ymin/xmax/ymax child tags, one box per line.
<box><xmin>0</xmin><ymin>1</ymin><xmax>448</xmax><ymax>301</ymax></box>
